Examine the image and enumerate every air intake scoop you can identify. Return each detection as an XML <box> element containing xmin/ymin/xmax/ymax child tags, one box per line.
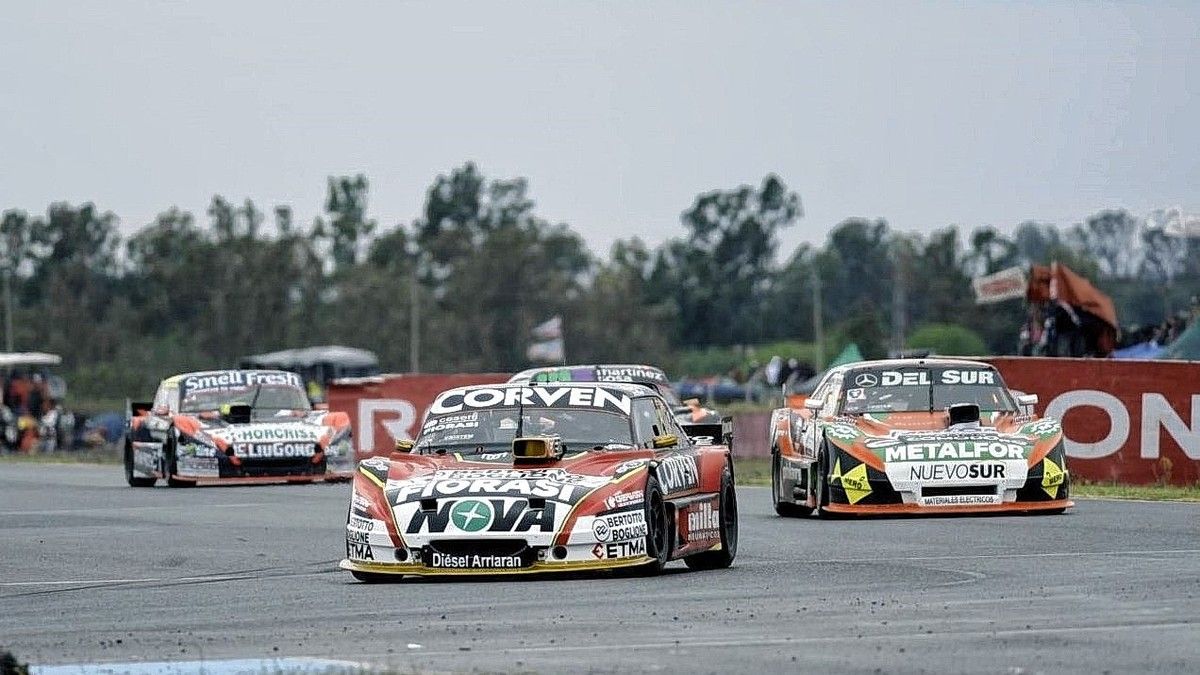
<box><xmin>946</xmin><ymin>403</ymin><xmax>981</xmax><ymax>429</ymax></box>
<box><xmin>512</xmin><ymin>435</ymin><xmax>564</xmax><ymax>464</ymax></box>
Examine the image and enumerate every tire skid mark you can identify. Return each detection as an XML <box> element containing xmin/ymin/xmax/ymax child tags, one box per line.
<box><xmin>0</xmin><ymin>560</ymin><xmax>342</xmax><ymax>598</ymax></box>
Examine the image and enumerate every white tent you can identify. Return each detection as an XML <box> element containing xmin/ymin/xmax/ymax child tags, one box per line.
<box><xmin>0</xmin><ymin>352</ymin><xmax>62</xmax><ymax>368</ymax></box>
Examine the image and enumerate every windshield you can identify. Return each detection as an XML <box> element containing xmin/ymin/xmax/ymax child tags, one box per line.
<box><xmin>417</xmin><ymin>408</ymin><xmax>634</xmax><ymax>456</ymax></box>
<box><xmin>180</xmin><ymin>384</ymin><xmax>311</xmax><ymax>414</ymax></box>
<box><xmin>840</xmin><ymin>366</ymin><xmax>1015</xmax><ymax>415</ymax></box>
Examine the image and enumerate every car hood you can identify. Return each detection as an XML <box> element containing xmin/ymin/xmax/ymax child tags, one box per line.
<box><xmin>174</xmin><ymin>411</ymin><xmax>348</xmax><ymax>451</ymax></box>
<box><xmin>822</xmin><ymin>411</ymin><xmax>1063</xmax><ymax>471</ymax></box>
<box><xmin>357</xmin><ymin>451</ymin><xmax>653</xmax><ymax>543</ymax></box>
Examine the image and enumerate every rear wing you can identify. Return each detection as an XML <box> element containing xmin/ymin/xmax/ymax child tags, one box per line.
<box><xmin>681</xmin><ymin>416</ymin><xmax>733</xmax><ymax>451</ymax></box>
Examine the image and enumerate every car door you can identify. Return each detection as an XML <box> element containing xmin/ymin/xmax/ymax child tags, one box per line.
<box><xmin>649</xmin><ymin>397</ymin><xmax>702</xmax><ymax>497</ymax></box>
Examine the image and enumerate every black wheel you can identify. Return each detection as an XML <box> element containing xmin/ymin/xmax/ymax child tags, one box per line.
<box><xmin>685</xmin><ymin>463</ymin><xmax>739</xmax><ymax>570</ymax></box>
<box><xmin>633</xmin><ymin>475</ymin><xmax>671</xmax><ymax>576</ymax></box>
<box><xmin>124</xmin><ymin>441</ymin><xmax>156</xmax><ymax>488</ymax></box>
<box><xmin>772</xmin><ymin>451</ymin><xmax>811</xmax><ymax>517</ymax></box>
<box><xmin>165</xmin><ymin>431</ymin><xmax>196</xmax><ymax>488</ymax></box>
<box><xmin>816</xmin><ymin>444</ymin><xmax>839</xmax><ymax>519</ymax></box>
<box><xmin>350</xmin><ymin>570</ymin><xmax>405</xmax><ymax>583</ymax></box>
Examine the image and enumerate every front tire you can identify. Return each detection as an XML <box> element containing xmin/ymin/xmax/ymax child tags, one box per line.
<box><xmin>632</xmin><ymin>476</ymin><xmax>671</xmax><ymax>576</ymax></box>
<box><xmin>685</xmin><ymin>463</ymin><xmax>739</xmax><ymax>570</ymax></box>
<box><xmin>772</xmin><ymin>451</ymin><xmax>811</xmax><ymax>517</ymax></box>
<box><xmin>816</xmin><ymin>444</ymin><xmax>839</xmax><ymax>519</ymax></box>
<box><xmin>124</xmin><ymin>441</ymin><xmax>156</xmax><ymax>488</ymax></box>
<box><xmin>165</xmin><ymin>431</ymin><xmax>196</xmax><ymax>488</ymax></box>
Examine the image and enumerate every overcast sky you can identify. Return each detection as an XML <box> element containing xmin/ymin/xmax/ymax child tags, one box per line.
<box><xmin>2</xmin><ymin>1</ymin><xmax>1197</xmax><ymax>259</ymax></box>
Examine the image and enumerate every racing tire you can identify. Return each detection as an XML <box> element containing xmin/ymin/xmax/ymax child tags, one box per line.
<box><xmin>816</xmin><ymin>443</ymin><xmax>841</xmax><ymax>519</ymax></box>
<box><xmin>124</xmin><ymin>441</ymin><xmax>156</xmax><ymax>488</ymax></box>
<box><xmin>165</xmin><ymin>431</ymin><xmax>196</xmax><ymax>488</ymax></box>
<box><xmin>626</xmin><ymin>475</ymin><xmax>671</xmax><ymax>576</ymax></box>
<box><xmin>350</xmin><ymin>570</ymin><xmax>406</xmax><ymax>583</ymax></box>
<box><xmin>684</xmin><ymin>463</ymin><xmax>739</xmax><ymax>570</ymax></box>
<box><xmin>772</xmin><ymin>451</ymin><xmax>811</xmax><ymax>517</ymax></box>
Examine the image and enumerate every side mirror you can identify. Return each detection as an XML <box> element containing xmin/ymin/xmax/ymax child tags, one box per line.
<box><xmin>393</xmin><ymin>439</ymin><xmax>415</xmax><ymax>454</ymax></box>
<box><xmin>652</xmin><ymin>434</ymin><xmax>678</xmax><ymax>449</ymax></box>
<box><xmin>803</xmin><ymin>397</ymin><xmax>824</xmax><ymax>411</ymax></box>
<box><xmin>1016</xmin><ymin>393</ymin><xmax>1039</xmax><ymax>407</ymax></box>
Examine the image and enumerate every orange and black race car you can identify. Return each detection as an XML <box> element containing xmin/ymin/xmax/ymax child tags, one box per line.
<box><xmin>340</xmin><ymin>382</ymin><xmax>737</xmax><ymax>580</ymax></box>
<box><xmin>769</xmin><ymin>358</ymin><xmax>1071</xmax><ymax>516</ymax></box>
<box><xmin>124</xmin><ymin>369</ymin><xmax>353</xmax><ymax>486</ymax></box>
<box><xmin>508</xmin><ymin>364</ymin><xmax>727</xmax><ymax>446</ymax></box>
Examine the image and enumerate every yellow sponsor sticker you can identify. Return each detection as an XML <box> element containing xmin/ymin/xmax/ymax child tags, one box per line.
<box><xmin>841</xmin><ymin>463</ymin><xmax>872</xmax><ymax>504</ymax></box>
<box><xmin>1042</xmin><ymin>457</ymin><xmax>1064</xmax><ymax>499</ymax></box>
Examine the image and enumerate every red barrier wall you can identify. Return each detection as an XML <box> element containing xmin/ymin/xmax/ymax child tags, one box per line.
<box><xmin>327</xmin><ymin>360</ymin><xmax>1200</xmax><ymax>485</ymax></box>
<box><xmin>327</xmin><ymin>373</ymin><xmax>510</xmax><ymax>458</ymax></box>
<box><xmin>987</xmin><ymin>357</ymin><xmax>1200</xmax><ymax>485</ymax></box>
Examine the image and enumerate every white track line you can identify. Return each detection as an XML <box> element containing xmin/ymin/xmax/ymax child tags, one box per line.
<box><xmin>756</xmin><ymin>548</ymin><xmax>1200</xmax><ymax>564</ymax></box>
<box><xmin>0</xmin><ymin>571</ymin><xmax>330</xmax><ymax>588</ymax></box>
<box><xmin>0</xmin><ymin>503</ymin><xmax>268</xmax><ymax>516</ymax></box>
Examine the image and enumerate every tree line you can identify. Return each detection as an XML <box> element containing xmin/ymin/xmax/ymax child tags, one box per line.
<box><xmin>3</xmin><ymin>162</ymin><xmax>1196</xmax><ymax>405</ymax></box>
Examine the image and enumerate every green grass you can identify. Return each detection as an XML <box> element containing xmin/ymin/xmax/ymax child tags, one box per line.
<box><xmin>731</xmin><ymin>456</ymin><xmax>1200</xmax><ymax>501</ymax></box>
<box><xmin>732</xmin><ymin>457</ymin><xmax>772</xmax><ymax>485</ymax></box>
<box><xmin>1072</xmin><ymin>482</ymin><xmax>1200</xmax><ymax>501</ymax></box>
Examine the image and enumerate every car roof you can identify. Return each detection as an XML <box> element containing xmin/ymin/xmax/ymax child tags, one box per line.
<box><xmin>828</xmin><ymin>358</ymin><xmax>994</xmax><ymax>375</ymax></box>
<box><xmin>437</xmin><ymin>380</ymin><xmax>659</xmax><ymax>398</ymax></box>
<box><xmin>508</xmin><ymin>364</ymin><xmax>668</xmax><ymax>382</ymax></box>
<box><xmin>162</xmin><ymin>369</ymin><xmax>299</xmax><ymax>385</ymax></box>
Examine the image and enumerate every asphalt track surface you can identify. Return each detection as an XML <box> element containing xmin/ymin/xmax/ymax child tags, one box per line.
<box><xmin>2</xmin><ymin>463</ymin><xmax>1198</xmax><ymax>674</ymax></box>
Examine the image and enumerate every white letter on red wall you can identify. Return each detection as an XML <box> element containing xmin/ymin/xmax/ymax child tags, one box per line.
<box><xmin>1045</xmin><ymin>390</ymin><xmax>1129</xmax><ymax>459</ymax></box>
<box><xmin>1140</xmin><ymin>394</ymin><xmax>1200</xmax><ymax>460</ymax></box>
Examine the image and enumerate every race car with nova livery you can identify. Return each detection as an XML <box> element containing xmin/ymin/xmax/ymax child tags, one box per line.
<box><xmin>340</xmin><ymin>381</ymin><xmax>737</xmax><ymax>580</ymax></box>
<box><xmin>508</xmin><ymin>364</ymin><xmax>727</xmax><ymax>446</ymax></box>
<box><xmin>125</xmin><ymin>369</ymin><xmax>354</xmax><ymax>486</ymax></box>
<box><xmin>769</xmin><ymin>359</ymin><xmax>1071</xmax><ymax>516</ymax></box>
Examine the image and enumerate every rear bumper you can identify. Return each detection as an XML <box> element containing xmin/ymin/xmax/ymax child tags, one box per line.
<box><xmin>174</xmin><ymin>452</ymin><xmax>354</xmax><ymax>482</ymax></box>
<box><xmin>824</xmin><ymin>445</ymin><xmax>1071</xmax><ymax>512</ymax></box>
<box><xmin>339</xmin><ymin>555</ymin><xmax>650</xmax><ymax>577</ymax></box>
<box><xmin>172</xmin><ymin>471</ymin><xmax>353</xmax><ymax>485</ymax></box>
